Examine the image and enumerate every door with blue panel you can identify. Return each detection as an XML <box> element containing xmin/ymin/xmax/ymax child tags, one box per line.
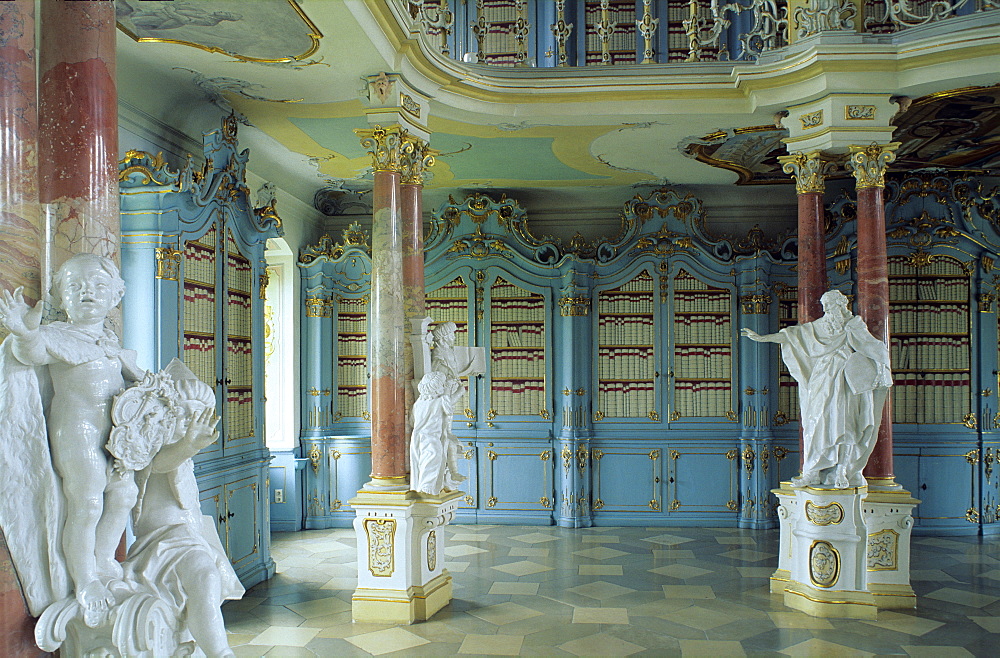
<box><xmin>914</xmin><ymin>444</ymin><xmax>978</xmax><ymax>533</ymax></box>
<box><xmin>665</xmin><ymin>444</ymin><xmax>739</xmax><ymax>520</ymax></box>
<box><xmin>224</xmin><ymin>475</ymin><xmax>261</xmax><ymax>572</ymax></box>
<box><xmin>480</xmin><ymin>443</ymin><xmax>555</xmax><ymax>516</ymax></box>
<box><xmin>590</xmin><ymin>445</ymin><xmax>663</xmax><ymax>519</ymax></box>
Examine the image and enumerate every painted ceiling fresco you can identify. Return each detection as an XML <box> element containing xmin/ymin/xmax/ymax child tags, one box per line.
<box><xmin>116</xmin><ymin>0</ymin><xmax>321</xmax><ymax>62</ymax></box>
<box><xmin>683</xmin><ymin>85</ymin><xmax>1000</xmax><ymax>185</ymax></box>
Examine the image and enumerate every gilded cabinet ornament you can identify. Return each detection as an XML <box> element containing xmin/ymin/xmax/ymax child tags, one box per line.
<box><xmin>778</xmin><ymin>151</ymin><xmax>835</xmax><ymax>195</ymax></box>
<box><xmin>364</xmin><ymin>518</ymin><xmax>396</xmax><ymax>577</ymax></box>
<box><xmin>804</xmin><ymin>500</ymin><xmax>845</xmax><ymax>526</ymax></box>
<box><xmin>740</xmin><ymin>293</ymin><xmax>772</xmax><ymax>315</ymax></box>
<box><xmin>809</xmin><ymin>540</ymin><xmax>840</xmax><ymax>588</ymax></box>
<box><xmin>154</xmin><ymin>247</ymin><xmax>182</xmax><ymax>281</ymax></box>
<box><xmin>867</xmin><ymin>529</ymin><xmax>898</xmax><ymax>571</ymax></box>
<box><xmin>847</xmin><ymin>142</ymin><xmax>900</xmax><ymax>189</ymax></box>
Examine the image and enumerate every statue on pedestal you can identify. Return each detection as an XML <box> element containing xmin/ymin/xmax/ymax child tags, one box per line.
<box><xmin>409</xmin><ymin>320</ymin><xmax>485</xmax><ymax>496</ymax></box>
<box><xmin>742</xmin><ymin>289</ymin><xmax>892</xmax><ymax>488</ymax></box>
<box><xmin>0</xmin><ymin>254</ymin><xmax>241</xmax><ymax>657</ymax></box>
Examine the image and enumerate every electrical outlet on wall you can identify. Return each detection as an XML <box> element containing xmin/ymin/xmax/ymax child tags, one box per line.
<box><xmin>274</xmin><ymin>489</ymin><xmax>284</xmax><ymax>504</ymax></box>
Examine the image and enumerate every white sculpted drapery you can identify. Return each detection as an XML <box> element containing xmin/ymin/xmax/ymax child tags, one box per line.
<box><xmin>742</xmin><ymin>290</ymin><xmax>892</xmax><ymax>488</ymax></box>
<box><xmin>409</xmin><ymin>320</ymin><xmax>486</xmax><ymax>496</ymax></box>
<box><xmin>0</xmin><ymin>254</ymin><xmax>241</xmax><ymax>657</ymax></box>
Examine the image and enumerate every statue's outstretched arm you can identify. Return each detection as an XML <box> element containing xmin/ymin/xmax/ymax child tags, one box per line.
<box><xmin>741</xmin><ymin>327</ymin><xmax>784</xmax><ymax>344</ymax></box>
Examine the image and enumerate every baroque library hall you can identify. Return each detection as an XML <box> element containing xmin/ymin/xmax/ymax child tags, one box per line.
<box><xmin>2</xmin><ymin>1</ymin><xmax>1000</xmax><ymax>656</ymax></box>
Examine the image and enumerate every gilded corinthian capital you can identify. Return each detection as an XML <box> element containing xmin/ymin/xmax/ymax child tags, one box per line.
<box><xmin>846</xmin><ymin>142</ymin><xmax>900</xmax><ymax>190</ymax></box>
<box><xmin>355</xmin><ymin>125</ymin><xmax>411</xmax><ymax>173</ymax></box>
<box><xmin>401</xmin><ymin>137</ymin><xmax>436</xmax><ymax>185</ymax></box>
<box><xmin>777</xmin><ymin>151</ymin><xmax>835</xmax><ymax>195</ymax></box>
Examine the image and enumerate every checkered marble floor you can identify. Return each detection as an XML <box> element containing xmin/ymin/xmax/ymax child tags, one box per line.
<box><xmin>224</xmin><ymin>526</ymin><xmax>1000</xmax><ymax>656</ymax></box>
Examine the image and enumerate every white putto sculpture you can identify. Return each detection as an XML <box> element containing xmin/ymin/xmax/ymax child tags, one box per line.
<box><xmin>0</xmin><ymin>254</ymin><xmax>241</xmax><ymax>657</ymax></box>
<box><xmin>742</xmin><ymin>289</ymin><xmax>892</xmax><ymax>489</ymax></box>
<box><xmin>409</xmin><ymin>320</ymin><xmax>486</xmax><ymax>496</ymax></box>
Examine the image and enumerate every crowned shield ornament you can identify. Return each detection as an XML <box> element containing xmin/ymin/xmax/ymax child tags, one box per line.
<box><xmin>107</xmin><ymin>371</ymin><xmax>178</xmax><ymax>471</ymax></box>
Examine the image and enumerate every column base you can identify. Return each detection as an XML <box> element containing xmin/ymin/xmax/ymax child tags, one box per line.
<box><xmin>770</xmin><ymin>568</ymin><xmax>790</xmax><ymax>594</ymax></box>
<box><xmin>349</xmin><ymin>489</ymin><xmax>463</xmax><ymax>625</ymax></box>
<box><xmin>783</xmin><ymin>581</ymin><xmax>877</xmax><ymax>620</ymax></box>
<box><xmin>869</xmin><ymin>582</ymin><xmax>917</xmax><ymax>609</ymax></box>
<box><xmin>352</xmin><ymin>572</ymin><xmax>454</xmax><ymax>624</ymax></box>
<box><xmin>863</xmin><ymin>488</ymin><xmax>919</xmax><ymax>610</ymax></box>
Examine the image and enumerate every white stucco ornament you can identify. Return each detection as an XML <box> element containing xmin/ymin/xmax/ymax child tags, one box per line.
<box><xmin>0</xmin><ymin>254</ymin><xmax>241</xmax><ymax>657</ymax></box>
<box><xmin>409</xmin><ymin>319</ymin><xmax>486</xmax><ymax>496</ymax></box>
<box><xmin>742</xmin><ymin>289</ymin><xmax>892</xmax><ymax>488</ymax></box>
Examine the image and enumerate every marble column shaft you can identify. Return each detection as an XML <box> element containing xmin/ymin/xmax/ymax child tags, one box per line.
<box><xmin>401</xmin><ymin>180</ymin><xmax>426</xmax><ymax>450</ymax></box>
<box><xmin>0</xmin><ymin>0</ymin><xmax>41</xmax><ymax>304</ymax></box>
<box><xmin>38</xmin><ymin>0</ymin><xmax>119</xmax><ymax>266</ymax></box>
<box><xmin>369</xmin><ymin>168</ymin><xmax>407</xmax><ymax>483</ymax></box>
<box><xmin>779</xmin><ymin>151</ymin><xmax>832</xmax><ymax>471</ymax></box>
<box><xmin>0</xmin><ymin>3</ymin><xmax>43</xmax><ymax>653</ymax></box>
<box><xmin>849</xmin><ymin>143</ymin><xmax>899</xmax><ymax>482</ymax></box>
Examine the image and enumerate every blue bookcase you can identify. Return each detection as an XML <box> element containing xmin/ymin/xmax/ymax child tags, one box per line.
<box><xmin>119</xmin><ymin>116</ymin><xmax>279</xmax><ymax>587</ymax></box>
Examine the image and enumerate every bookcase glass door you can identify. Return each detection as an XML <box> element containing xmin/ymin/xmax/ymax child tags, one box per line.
<box><xmin>426</xmin><ymin>276</ymin><xmax>472</xmax><ymax>418</ymax></box>
<box><xmin>183</xmin><ymin>225</ymin><xmax>218</xmax><ymax>397</ymax></box>
<box><xmin>595</xmin><ymin>270</ymin><xmax>656</xmax><ymax>420</ymax></box>
<box><xmin>888</xmin><ymin>255</ymin><xmax>971</xmax><ymax>424</ymax></box>
<box><xmin>225</xmin><ymin>229</ymin><xmax>255</xmax><ymax>446</ymax></box>
<box><xmin>671</xmin><ymin>269</ymin><xmax>733</xmax><ymax>420</ymax></box>
<box><xmin>335</xmin><ymin>295</ymin><xmax>369</xmax><ymax>420</ymax></box>
<box><xmin>775</xmin><ymin>283</ymin><xmax>799</xmax><ymax>424</ymax></box>
<box><xmin>488</xmin><ymin>276</ymin><xmax>547</xmax><ymax>418</ymax></box>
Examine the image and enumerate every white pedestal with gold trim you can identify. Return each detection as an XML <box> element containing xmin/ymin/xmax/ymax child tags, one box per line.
<box><xmin>349</xmin><ymin>489</ymin><xmax>463</xmax><ymax>624</ymax></box>
<box><xmin>784</xmin><ymin>486</ymin><xmax>877</xmax><ymax>620</ymax></box>
<box><xmin>770</xmin><ymin>483</ymin><xmax>798</xmax><ymax>594</ymax></box>
<box><xmin>863</xmin><ymin>489</ymin><xmax>919</xmax><ymax>609</ymax></box>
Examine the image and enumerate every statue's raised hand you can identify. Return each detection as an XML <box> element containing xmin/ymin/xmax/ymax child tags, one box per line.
<box><xmin>741</xmin><ymin>327</ymin><xmax>762</xmax><ymax>341</ymax></box>
<box><xmin>183</xmin><ymin>406</ymin><xmax>220</xmax><ymax>452</ymax></box>
<box><xmin>0</xmin><ymin>286</ymin><xmax>43</xmax><ymax>336</ymax></box>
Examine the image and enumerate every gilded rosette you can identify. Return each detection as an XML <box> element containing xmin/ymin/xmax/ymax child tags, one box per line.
<box><xmin>847</xmin><ymin>142</ymin><xmax>900</xmax><ymax>189</ymax></box>
<box><xmin>778</xmin><ymin>151</ymin><xmax>833</xmax><ymax>195</ymax></box>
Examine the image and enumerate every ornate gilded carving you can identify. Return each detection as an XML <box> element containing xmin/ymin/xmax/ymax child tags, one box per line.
<box><xmin>845</xmin><ymin>104</ymin><xmax>877</xmax><ymax>120</ymax></box>
<box><xmin>847</xmin><ymin>142</ymin><xmax>900</xmax><ymax>189</ymax></box>
<box><xmin>364</xmin><ymin>518</ymin><xmax>396</xmax><ymax>577</ymax></box>
<box><xmin>400</xmin><ymin>93</ymin><xmax>421</xmax><ymax>119</ymax></box>
<box><xmin>304</xmin><ymin>297</ymin><xmax>331</xmax><ymax>318</ymax></box>
<box><xmin>648</xmin><ymin>410</ymin><xmax>660</xmax><ymax>422</ymax></box>
<box><xmin>809</xmin><ymin>540</ymin><xmax>840</xmax><ymax>588</ymax></box>
<box><xmin>551</xmin><ymin>0</ymin><xmax>573</xmax><ymax>66</ymax></box>
<box><xmin>154</xmin><ymin>247</ymin><xmax>182</xmax><ymax>281</ymax></box>
<box><xmin>299</xmin><ymin>222</ymin><xmax>371</xmax><ymax>263</ymax></box>
<box><xmin>119</xmin><ymin>150</ymin><xmax>177</xmax><ymax>186</ymax></box>
<box><xmin>979</xmin><ymin>293</ymin><xmax>995</xmax><ymax>313</ymax></box>
<box><xmin>805</xmin><ymin>500</ymin><xmax>845</xmax><ymax>526</ymax></box>
<box><xmin>727</xmin><ymin>500</ymin><xmax>738</xmax><ymax>511</ymax></box>
<box><xmin>427</xmin><ymin>530</ymin><xmax>437</xmax><ymax>571</ymax></box>
<box><xmin>648</xmin><ymin>499</ymin><xmax>660</xmax><ymax>511</ymax></box>
<box><xmin>778</xmin><ymin>151</ymin><xmax>835</xmax><ymax>195</ymax></box>
<box><xmin>308</xmin><ymin>444</ymin><xmax>321</xmax><ymax>474</ymax></box>
<box><xmin>669</xmin><ymin>499</ymin><xmax>681</xmax><ymax>511</ymax></box>
<box><xmin>740</xmin><ymin>293</ymin><xmax>772</xmax><ymax>315</ymax></box>
<box><xmin>799</xmin><ymin>110</ymin><xmax>823</xmax><ymax>130</ymax></box>
<box><xmin>576</xmin><ymin>445</ymin><xmax>588</xmax><ymax>473</ymax></box>
<box><xmin>794</xmin><ymin>0</ymin><xmax>855</xmax><ymax>38</ymax></box>
<box><xmin>743</xmin><ymin>445</ymin><xmax>755</xmax><ymax>479</ymax></box>
<box><xmin>355</xmin><ymin>125</ymin><xmax>417</xmax><ymax>173</ymax></box>
<box><xmin>487</xmin><ymin>496</ymin><xmax>498</xmax><ymax>508</ymax></box>
<box><xmin>867</xmin><ymin>529</ymin><xmax>898</xmax><ymax>571</ymax></box>
<box><xmin>559</xmin><ymin>295</ymin><xmax>590</xmax><ymax>316</ymax></box>
<box><xmin>400</xmin><ymin>136</ymin><xmax>436</xmax><ymax>185</ymax></box>
<box><xmin>637</xmin><ymin>0</ymin><xmax>658</xmax><ymax>64</ymax></box>
<box><xmin>963</xmin><ymin>413</ymin><xmax>978</xmax><ymax>429</ymax></box>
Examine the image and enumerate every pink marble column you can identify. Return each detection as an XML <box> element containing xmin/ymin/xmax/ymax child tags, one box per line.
<box><xmin>0</xmin><ymin>3</ymin><xmax>42</xmax><ymax>651</ymax></box>
<box><xmin>0</xmin><ymin>0</ymin><xmax>42</xmax><ymax>304</ymax></box>
<box><xmin>779</xmin><ymin>152</ymin><xmax>831</xmax><ymax>469</ymax></box>
<box><xmin>358</xmin><ymin>126</ymin><xmax>409</xmax><ymax>487</ymax></box>
<box><xmin>848</xmin><ymin>143</ymin><xmax>899</xmax><ymax>485</ymax></box>
<box><xmin>38</xmin><ymin>0</ymin><xmax>118</xmax><ymax>266</ymax></box>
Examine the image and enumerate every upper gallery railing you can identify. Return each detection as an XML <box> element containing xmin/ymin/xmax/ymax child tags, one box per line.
<box><xmin>405</xmin><ymin>0</ymin><xmax>997</xmax><ymax>66</ymax></box>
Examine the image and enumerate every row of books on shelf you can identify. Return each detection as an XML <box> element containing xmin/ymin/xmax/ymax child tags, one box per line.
<box><xmin>183</xmin><ymin>343</ymin><xmax>215</xmax><ymax>387</ymax></box>
<box><xmin>598</xmin><ymin>347</ymin><xmax>654</xmax><ymax>379</ymax></box>
<box><xmin>887</xmin><ymin>259</ymin><xmax>963</xmax><ymax>277</ymax></box>
<box><xmin>336</xmin><ymin>316</ymin><xmax>367</xmax><ymax>332</ymax></box>
<box><xmin>614</xmin><ymin>273</ymin><xmax>654</xmax><ymax>292</ymax></box>
<box><xmin>599</xmin><ymin>291</ymin><xmax>653</xmax><ymax>312</ymax></box>
<box><xmin>674</xmin><ymin>315</ymin><xmax>731</xmax><ymax>344</ymax></box>
<box><xmin>491</xmin><ymin>324</ymin><xmax>543</xmax><ymax>347</ymax></box>
<box><xmin>490</xmin><ymin>280</ymin><xmax>531</xmax><ymax>296</ymax></box>
<box><xmin>337</xmin><ymin>390</ymin><xmax>368</xmax><ymax>418</ymax></box>
<box><xmin>674</xmin><ymin>357</ymin><xmax>732</xmax><ymax>379</ymax></box>
<box><xmin>889</xmin><ymin>305</ymin><xmax>968</xmax><ymax>334</ymax></box>
<box><xmin>491</xmin><ymin>382</ymin><xmax>545</xmax><ymax>417</ymax></box>
<box><xmin>337</xmin><ymin>335</ymin><xmax>367</xmax><ymax>355</ymax></box>
<box><xmin>598</xmin><ymin>383</ymin><xmax>655</xmax><ymax>418</ymax></box>
<box><xmin>891</xmin><ymin>336</ymin><xmax>970</xmax><ymax>370</ymax></box>
<box><xmin>429</xmin><ymin>280</ymin><xmax>468</xmax><ymax>297</ymax></box>
<box><xmin>598</xmin><ymin>315</ymin><xmax>654</xmax><ymax>344</ymax></box>
<box><xmin>673</xmin><ymin>273</ymin><xmax>714</xmax><ymax>291</ymax></box>
<box><xmin>778</xmin><ymin>383</ymin><xmax>801</xmax><ymax>422</ymax></box>
<box><xmin>337</xmin><ymin>356</ymin><xmax>367</xmax><ymax>385</ymax></box>
<box><xmin>892</xmin><ymin>378</ymin><xmax>970</xmax><ymax>424</ymax></box>
<box><xmin>183</xmin><ymin>250</ymin><xmax>215</xmax><ymax>284</ymax></box>
<box><xmin>673</xmin><ymin>382</ymin><xmax>731</xmax><ymax>418</ymax></box>
<box><xmin>491</xmin><ymin>351</ymin><xmax>545</xmax><ymax>378</ymax></box>
<box><xmin>889</xmin><ymin>278</ymin><xmax>968</xmax><ymax>302</ymax></box>
<box><xmin>490</xmin><ymin>300</ymin><xmax>545</xmax><ymax>321</ymax></box>
<box><xmin>225</xmin><ymin>262</ymin><xmax>252</xmax><ymax>293</ymax></box>
<box><xmin>674</xmin><ymin>291</ymin><xmax>730</xmax><ymax>313</ymax></box>
<box><xmin>426</xmin><ymin>299</ymin><xmax>468</xmax><ymax>322</ymax></box>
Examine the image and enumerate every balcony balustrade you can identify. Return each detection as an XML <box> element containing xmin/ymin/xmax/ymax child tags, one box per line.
<box><xmin>404</xmin><ymin>0</ymin><xmax>997</xmax><ymax>67</ymax></box>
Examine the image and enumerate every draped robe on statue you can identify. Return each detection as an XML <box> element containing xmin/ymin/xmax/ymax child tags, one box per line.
<box><xmin>778</xmin><ymin>315</ymin><xmax>891</xmax><ymax>487</ymax></box>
